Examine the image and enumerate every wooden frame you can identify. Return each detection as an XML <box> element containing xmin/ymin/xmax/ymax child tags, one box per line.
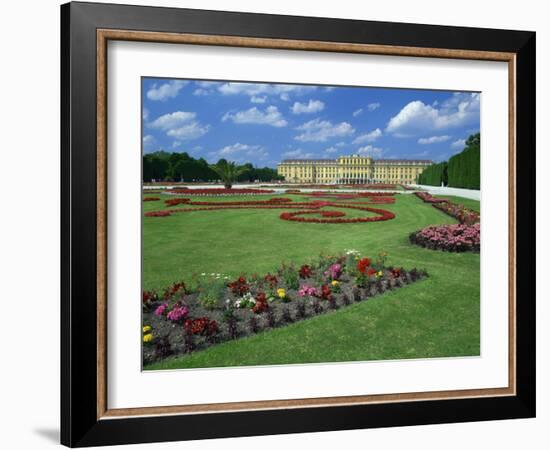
<box><xmin>61</xmin><ymin>1</ymin><xmax>535</xmax><ymax>447</ymax></box>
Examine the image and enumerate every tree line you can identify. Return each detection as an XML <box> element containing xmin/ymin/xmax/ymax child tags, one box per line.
<box><xmin>417</xmin><ymin>133</ymin><xmax>480</xmax><ymax>189</ymax></box>
<box><xmin>143</xmin><ymin>151</ymin><xmax>283</xmax><ymax>183</ymax></box>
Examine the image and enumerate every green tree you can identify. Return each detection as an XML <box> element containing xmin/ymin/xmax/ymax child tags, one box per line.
<box><xmin>209</xmin><ymin>160</ymin><xmax>246</xmax><ymax>188</ymax></box>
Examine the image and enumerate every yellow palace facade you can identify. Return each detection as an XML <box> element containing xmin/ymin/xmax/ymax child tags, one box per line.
<box><xmin>277</xmin><ymin>155</ymin><xmax>432</xmax><ymax>185</ymax></box>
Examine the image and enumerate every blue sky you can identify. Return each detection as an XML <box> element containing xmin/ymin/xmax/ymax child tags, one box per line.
<box><xmin>142</xmin><ymin>78</ymin><xmax>480</xmax><ymax>167</ymax></box>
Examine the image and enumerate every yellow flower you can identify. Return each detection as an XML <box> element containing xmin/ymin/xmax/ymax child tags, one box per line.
<box><xmin>142</xmin><ymin>325</ymin><xmax>152</xmax><ymax>333</ymax></box>
<box><xmin>377</xmin><ymin>271</ymin><xmax>383</xmax><ymax>277</ymax></box>
<box><xmin>277</xmin><ymin>288</ymin><xmax>286</xmax><ymax>299</ymax></box>
<box><xmin>143</xmin><ymin>333</ymin><xmax>153</xmax><ymax>343</ymax></box>
<box><xmin>331</xmin><ymin>280</ymin><xmax>340</xmax><ymax>287</ymax></box>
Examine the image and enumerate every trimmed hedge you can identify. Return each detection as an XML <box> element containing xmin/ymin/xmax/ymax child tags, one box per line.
<box><xmin>418</xmin><ymin>133</ymin><xmax>480</xmax><ymax>189</ymax></box>
<box><xmin>447</xmin><ymin>133</ymin><xmax>480</xmax><ymax>189</ymax></box>
<box><xmin>418</xmin><ymin>161</ymin><xmax>448</xmax><ymax>186</ymax></box>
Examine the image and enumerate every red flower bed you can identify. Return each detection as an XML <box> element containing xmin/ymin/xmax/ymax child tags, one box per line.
<box><xmin>409</xmin><ymin>223</ymin><xmax>480</xmax><ymax>252</ymax></box>
<box><xmin>169</xmin><ymin>188</ymin><xmax>274</xmax><ymax>195</ymax></box>
<box><xmin>143</xmin><ymin>197</ymin><xmax>160</xmax><ymax>202</ymax></box>
<box><xmin>144</xmin><ymin>210</ymin><xmax>171</xmax><ymax>217</ymax></box>
<box><xmin>414</xmin><ymin>192</ymin><xmax>479</xmax><ymax>224</ymax></box>
<box><xmin>414</xmin><ymin>191</ymin><xmax>448</xmax><ymax>203</ymax></box>
<box><xmin>432</xmin><ymin>201</ymin><xmax>480</xmax><ymax>225</ymax></box>
<box><xmin>164</xmin><ymin>198</ymin><xmax>191</xmax><ymax>206</ymax></box>
<box><xmin>279</xmin><ymin>205</ymin><xmax>395</xmax><ymax>223</ymax></box>
<box><xmin>342</xmin><ymin>183</ymin><xmax>398</xmax><ymax>189</ymax></box>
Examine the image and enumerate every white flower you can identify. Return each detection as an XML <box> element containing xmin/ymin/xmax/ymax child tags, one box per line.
<box><xmin>201</xmin><ymin>272</ymin><xmax>206</xmax><ymax>276</ymax></box>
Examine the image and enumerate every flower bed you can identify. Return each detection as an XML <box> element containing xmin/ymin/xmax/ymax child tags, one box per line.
<box><xmin>146</xmin><ymin>196</ymin><xmax>396</xmax><ymax>224</ymax></box>
<box><xmin>431</xmin><ymin>201</ymin><xmax>480</xmax><ymax>225</ymax></box>
<box><xmin>144</xmin><ymin>210</ymin><xmax>171</xmax><ymax>217</ymax></box>
<box><xmin>409</xmin><ymin>223</ymin><xmax>480</xmax><ymax>252</ymax></box>
<box><xmin>279</xmin><ymin>205</ymin><xmax>395</xmax><ymax>223</ymax></box>
<box><xmin>143</xmin><ymin>197</ymin><xmax>160</xmax><ymax>202</ymax></box>
<box><xmin>414</xmin><ymin>191</ymin><xmax>448</xmax><ymax>203</ymax></box>
<box><xmin>142</xmin><ymin>251</ymin><xmax>428</xmax><ymax>365</ymax></box>
<box><xmin>414</xmin><ymin>192</ymin><xmax>479</xmax><ymax>225</ymax></box>
<box><xmin>168</xmin><ymin>188</ymin><xmax>274</xmax><ymax>195</ymax></box>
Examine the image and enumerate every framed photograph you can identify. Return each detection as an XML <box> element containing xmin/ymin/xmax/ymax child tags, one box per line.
<box><xmin>61</xmin><ymin>1</ymin><xmax>536</xmax><ymax>447</ymax></box>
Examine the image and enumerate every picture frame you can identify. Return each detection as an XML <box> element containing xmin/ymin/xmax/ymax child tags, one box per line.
<box><xmin>60</xmin><ymin>1</ymin><xmax>536</xmax><ymax>447</ymax></box>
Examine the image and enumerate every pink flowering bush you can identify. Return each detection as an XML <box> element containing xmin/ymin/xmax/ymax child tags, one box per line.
<box><xmin>410</xmin><ymin>223</ymin><xmax>480</xmax><ymax>252</ymax></box>
<box><xmin>166</xmin><ymin>304</ymin><xmax>189</xmax><ymax>322</ymax></box>
<box><xmin>324</xmin><ymin>263</ymin><xmax>342</xmax><ymax>280</ymax></box>
<box><xmin>298</xmin><ymin>284</ymin><xmax>317</xmax><ymax>297</ymax></box>
<box><xmin>154</xmin><ymin>303</ymin><xmax>168</xmax><ymax>317</ymax></box>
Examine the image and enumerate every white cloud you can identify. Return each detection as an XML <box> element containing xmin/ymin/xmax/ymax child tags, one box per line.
<box><xmin>291</xmin><ymin>99</ymin><xmax>325</xmax><ymax>114</ymax></box>
<box><xmin>282</xmin><ymin>149</ymin><xmax>316</xmax><ymax>159</ymax></box>
<box><xmin>142</xmin><ymin>134</ymin><xmax>155</xmax><ymax>150</ymax></box>
<box><xmin>386</xmin><ymin>93</ymin><xmax>480</xmax><ymax>136</ymax></box>
<box><xmin>167</xmin><ymin>122</ymin><xmax>210</xmax><ymax>141</ymax></box>
<box><xmin>451</xmin><ymin>138</ymin><xmax>466</xmax><ymax>150</ymax></box>
<box><xmin>149</xmin><ymin>111</ymin><xmax>196</xmax><ymax>130</ymax></box>
<box><xmin>294</xmin><ymin>118</ymin><xmax>354</xmax><ymax>142</ymax></box>
<box><xmin>222</xmin><ymin>106</ymin><xmax>287</xmax><ymax>127</ymax></box>
<box><xmin>335</xmin><ymin>141</ymin><xmax>346</xmax><ymax>147</ymax></box>
<box><xmin>208</xmin><ymin>143</ymin><xmax>268</xmax><ymax>162</ymax></box>
<box><xmin>146</xmin><ymin>80</ymin><xmax>187</xmax><ymax>101</ymax></box>
<box><xmin>353</xmin><ymin>128</ymin><xmax>382</xmax><ymax>144</ymax></box>
<box><xmin>357</xmin><ymin>145</ymin><xmax>383</xmax><ymax>157</ymax></box>
<box><xmin>418</xmin><ymin>135</ymin><xmax>451</xmax><ymax>144</ymax></box>
<box><xmin>251</xmin><ymin>96</ymin><xmax>266</xmax><ymax>104</ymax></box>
<box><xmin>218</xmin><ymin>82</ymin><xmax>316</xmax><ymax>99</ymax></box>
<box><xmin>142</xmin><ymin>108</ymin><xmax>149</xmax><ymax>120</ymax></box>
<box><xmin>280</xmin><ymin>93</ymin><xmax>290</xmax><ymax>102</ymax></box>
<box><xmin>192</xmin><ymin>81</ymin><xmax>220</xmax><ymax>96</ymax></box>
<box><xmin>367</xmin><ymin>102</ymin><xmax>381</xmax><ymax>111</ymax></box>
<box><xmin>148</xmin><ymin>111</ymin><xmax>209</xmax><ymax>141</ymax></box>
<box><xmin>324</xmin><ymin>146</ymin><xmax>338</xmax><ymax>154</ymax></box>
<box><xmin>352</xmin><ymin>108</ymin><xmax>363</xmax><ymax>117</ymax></box>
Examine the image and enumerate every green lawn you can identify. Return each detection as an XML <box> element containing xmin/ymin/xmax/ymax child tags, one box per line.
<box><xmin>143</xmin><ymin>192</ymin><xmax>480</xmax><ymax>369</ymax></box>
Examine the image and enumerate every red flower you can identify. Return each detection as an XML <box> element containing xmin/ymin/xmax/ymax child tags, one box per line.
<box><xmin>184</xmin><ymin>317</ymin><xmax>218</xmax><ymax>335</ymax></box>
<box><xmin>357</xmin><ymin>258</ymin><xmax>372</xmax><ymax>274</ymax></box>
<box><xmin>391</xmin><ymin>268</ymin><xmax>401</xmax><ymax>278</ymax></box>
<box><xmin>367</xmin><ymin>268</ymin><xmax>377</xmax><ymax>277</ymax></box>
<box><xmin>299</xmin><ymin>265</ymin><xmax>313</xmax><ymax>278</ymax></box>
<box><xmin>264</xmin><ymin>273</ymin><xmax>278</xmax><ymax>287</ymax></box>
<box><xmin>252</xmin><ymin>292</ymin><xmax>269</xmax><ymax>314</ymax></box>
<box><xmin>318</xmin><ymin>284</ymin><xmax>332</xmax><ymax>300</ymax></box>
<box><xmin>228</xmin><ymin>276</ymin><xmax>249</xmax><ymax>295</ymax></box>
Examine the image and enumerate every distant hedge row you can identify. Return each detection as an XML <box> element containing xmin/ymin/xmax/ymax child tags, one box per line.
<box><xmin>418</xmin><ymin>162</ymin><xmax>447</xmax><ymax>186</ymax></box>
<box><xmin>418</xmin><ymin>133</ymin><xmax>480</xmax><ymax>189</ymax></box>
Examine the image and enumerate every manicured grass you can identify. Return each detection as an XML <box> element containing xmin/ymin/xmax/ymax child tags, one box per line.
<box><xmin>433</xmin><ymin>195</ymin><xmax>480</xmax><ymax>213</ymax></box>
<box><xmin>142</xmin><ymin>192</ymin><xmax>479</xmax><ymax>369</ymax></box>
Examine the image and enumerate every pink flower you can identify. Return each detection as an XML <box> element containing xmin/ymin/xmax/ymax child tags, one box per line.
<box><xmin>154</xmin><ymin>303</ymin><xmax>168</xmax><ymax>316</ymax></box>
<box><xmin>324</xmin><ymin>263</ymin><xmax>342</xmax><ymax>280</ymax></box>
<box><xmin>298</xmin><ymin>284</ymin><xmax>317</xmax><ymax>297</ymax></box>
<box><xmin>166</xmin><ymin>305</ymin><xmax>189</xmax><ymax>322</ymax></box>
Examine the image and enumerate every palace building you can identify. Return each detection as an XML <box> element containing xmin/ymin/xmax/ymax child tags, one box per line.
<box><xmin>277</xmin><ymin>155</ymin><xmax>432</xmax><ymax>185</ymax></box>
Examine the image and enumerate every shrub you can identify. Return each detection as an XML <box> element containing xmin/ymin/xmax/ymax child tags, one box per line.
<box><xmin>409</xmin><ymin>223</ymin><xmax>480</xmax><ymax>252</ymax></box>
